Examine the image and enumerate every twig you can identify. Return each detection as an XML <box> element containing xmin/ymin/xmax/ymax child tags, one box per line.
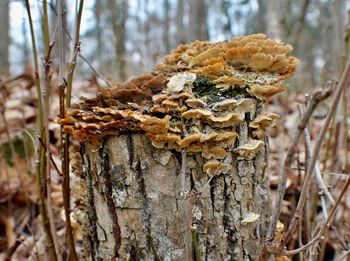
<box><xmin>57</xmin><ymin>1</ymin><xmax>81</xmax><ymax>259</ymax></box>
<box><xmin>78</xmin><ymin>53</ymin><xmax>112</xmax><ymax>87</ymax></box>
<box><xmin>282</xmin><ymin>58</ymin><xmax>350</xmax><ymax>246</ymax></box>
<box><xmin>300</xmin><ymin>106</ymin><xmax>335</xmax><ymax>205</ymax></box>
<box><xmin>65</xmin><ymin>0</ymin><xmax>84</xmax><ymax>107</ymax></box>
<box><xmin>319</xmin><ymin>196</ymin><xmax>328</xmax><ymax>219</ymax></box>
<box><xmin>42</xmin><ymin>11</ymin><xmax>61</xmax><ymax>260</ymax></box>
<box><xmin>42</xmin><ymin>0</ymin><xmax>50</xmax><ymax>54</ymax></box>
<box><xmin>37</xmin><ymin>136</ymin><xmax>62</xmax><ymax>177</ymax></box>
<box><xmin>340</xmin><ymin>9</ymin><xmax>350</xmax><ymax>172</ymax></box>
<box><xmin>323</xmin><ymin>117</ymin><xmax>335</xmax><ymax>170</ymax></box>
<box><xmin>322</xmin><ymin>171</ymin><xmax>350</xmax><ymax>177</ymax></box>
<box><xmin>24</xmin><ymin>1</ymin><xmax>57</xmax><ymax>259</ymax></box>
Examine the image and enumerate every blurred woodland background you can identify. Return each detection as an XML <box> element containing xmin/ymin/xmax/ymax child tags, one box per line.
<box><xmin>1</xmin><ymin>0</ymin><xmax>349</xmax><ymax>85</ymax></box>
<box><xmin>1</xmin><ymin>0</ymin><xmax>350</xmax><ymax>260</ymax></box>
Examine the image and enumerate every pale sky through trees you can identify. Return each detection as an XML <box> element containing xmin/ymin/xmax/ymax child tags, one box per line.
<box><xmin>9</xmin><ymin>0</ymin><xmax>260</xmax><ymax>74</ymax></box>
<box><xmin>6</xmin><ymin>0</ymin><xmax>350</xmax><ymax>88</ymax></box>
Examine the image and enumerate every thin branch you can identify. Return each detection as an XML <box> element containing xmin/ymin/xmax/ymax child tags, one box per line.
<box><xmin>322</xmin><ymin>171</ymin><xmax>350</xmax><ymax>177</ymax></box>
<box><xmin>300</xmin><ymin>106</ymin><xmax>335</xmax><ymax>205</ymax></box>
<box><xmin>24</xmin><ymin>1</ymin><xmax>57</xmax><ymax>259</ymax></box>
<box><xmin>65</xmin><ymin>0</ymin><xmax>84</xmax><ymax>107</ymax></box>
<box><xmin>57</xmin><ymin>1</ymin><xmax>81</xmax><ymax>259</ymax></box>
<box><xmin>37</xmin><ymin>136</ymin><xmax>62</xmax><ymax>177</ymax></box>
<box><xmin>42</xmin><ymin>0</ymin><xmax>50</xmax><ymax>54</ymax></box>
<box><xmin>78</xmin><ymin>53</ymin><xmax>112</xmax><ymax>87</ymax></box>
<box><xmin>42</xmin><ymin>15</ymin><xmax>61</xmax><ymax>261</ymax></box>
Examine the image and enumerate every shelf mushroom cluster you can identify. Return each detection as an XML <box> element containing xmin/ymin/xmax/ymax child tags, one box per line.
<box><xmin>59</xmin><ymin>34</ymin><xmax>299</xmax><ymax>175</ymax></box>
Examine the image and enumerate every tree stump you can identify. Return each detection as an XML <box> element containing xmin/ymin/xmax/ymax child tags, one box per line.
<box><xmin>63</xmin><ymin>34</ymin><xmax>299</xmax><ymax>260</ymax></box>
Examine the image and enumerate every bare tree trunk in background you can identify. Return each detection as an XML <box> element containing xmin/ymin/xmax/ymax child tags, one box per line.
<box><xmin>176</xmin><ymin>0</ymin><xmax>186</xmax><ymax>44</ymax></box>
<box><xmin>50</xmin><ymin>0</ymin><xmax>58</xmax><ymax>62</ymax></box>
<box><xmin>266</xmin><ymin>0</ymin><xmax>282</xmax><ymax>39</ymax></box>
<box><xmin>291</xmin><ymin>0</ymin><xmax>311</xmax><ymax>49</ymax></box>
<box><xmin>49</xmin><ymin>0</ymin><xmax>68</xmax><ymax>69</ymax></box>
<box><xmin>94</xmin><ymin>0</ymin><xmax>103</xmax><ymax>71</ymax></box>
<box><xmin>163</xmin><ymin>0</ymin><xmax>170</xmax><ymax>53</ymax></box>
<box><xmin>330</xmin><ymin>0</ymin><xmax>346</xmax><ymax>76</ymax></box>
<box><xmin>62</xmin><ymin>0</ymin><xmax>68</xmax><ymax>62</ymax></box>
<box><xmin>111</xmin><ymin>0</ymin><xmax>128</xmax><ymax>81</ymax></box>
<box><xmin>76</xmin><ymin>121</ymin><xmax>270</xmax><ymax>259</ymax></box>
<box><xmin>0</xmin><ymin>1</ymin><xmax>10</xmax><ymax>75</ymax></box>
<box><xmin>21</xmin><ymin>7</ymin><xmax>30</xmax><ymax>66</ymax></box>
<box><xmin>188</xmin><ymin>0</ymin><xmax>209</xmax><ymax>41</ymax></box>
<box><xmin>221</xmin><ymin>0</ymin><xmax>233</xmax><ymax>38</ymax></box>
<box><xmin>257</xmin><ymin>0</ymin><xmax>268</xmax><ymax>34</ymax></box>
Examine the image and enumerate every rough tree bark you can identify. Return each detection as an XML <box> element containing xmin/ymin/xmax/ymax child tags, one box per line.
<box><xmin>81</xmin><ymin>128</ymin><xmax>270</xmax><ymax>260</ymax></box>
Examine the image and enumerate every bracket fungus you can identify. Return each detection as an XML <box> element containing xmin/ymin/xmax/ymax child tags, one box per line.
<box><xmin>59</xmin><ymin>34</ymin><xmax>299</xmax><ymax>175</ymax></box>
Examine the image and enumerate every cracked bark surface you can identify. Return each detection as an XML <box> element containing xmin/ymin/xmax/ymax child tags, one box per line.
<box><xmin>79</xmin><ymin>123</ymin><xmax>270</xmax><ymax>260</ymax></box>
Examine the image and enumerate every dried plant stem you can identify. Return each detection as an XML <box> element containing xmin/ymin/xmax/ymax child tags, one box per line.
<box><xmin>282</xmin><ymin>58</ymin><xmax>350</xmax><ymax>246</ymax></box>
<box><xmin>302</xmin><ymin>114</ymin><xmax>334</xmax><ymax>205</ymax></box>
<box><xmin>42</xmin><ymin>0</ymin><xmax>50</xmax><ymax>54</ymax></box>
<box><xmin>341</xmin><ymin>93</ymin><xmax>349</xmax><ymax>170</ymax></box>
<box><xmin>341</xmin><ymin>14</ymin><xmax>350</xmax><ymax>171</ymax></box>
<box><xmin>78</xmin><ymin>53</ymin><xmax>112</xmax><ymax>87</ymax></box>
<box><xmin>38</xmin><ymin>136</ymin><xmax>62</xmax><ymax>177</ymax></box>
<box><xmin>59</xmin><ymin>83</ymin><xmax>77</xmax><ymax>260</ymax></box>
<box><xmin>24</xmin><ymin>0</ymin><xmax>57</xmax><ymax>259</ymax></box>
<box><xmin>58</xmin><ymin>1</ymin><xmax>82</xmax><ymax>260</ymax></box>
<box><xmin>330</xmin><ymin>120</ymin><xmax>341</xmax><ymax>171</ymax></box>
<box><xmin>43</xmin><ymin>23</ymin><xmax>61</xmax><ymax>261</ymax></box>
<box><xmin>66</xmin><ymin>0</ymin><xmax>84</xmax><ymax>107</ymax></box>
<box><xmin>323</xmin><ymin>117</ymin><xmax>335</xmax><ymax>170</ymax></box>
